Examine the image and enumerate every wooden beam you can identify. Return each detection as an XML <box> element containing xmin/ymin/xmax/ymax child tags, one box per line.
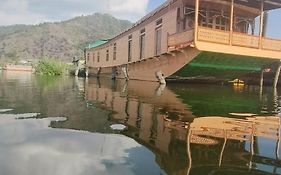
<box><xmin>260</xmin><ymin>69</ymin><xmax>264</xmax><ymax>88</ymax></box>
<box><xmin>219</xmin><ymin>130</ymin><xmax>227</xmax><ymax>167</ymax></box>
<box><xmin>202</xmin><ymin>0</ymin><xmax>260</xmax><ymax>15</ymax></box>
<box><xmin>265</xmin><ymin>0</ymin><xmax>281</xmax><ymax>8</ymax></box>
<box><xmin>230</xmin><ymin>0</ymin><xmax>234</xmax><ymax>45</ymax></box>
<box><xmin>276</xmin><ymin>111</ymin><xmax>280</xmax><ymax>160</ymax></box>
<box><xmin>259</xmin><ymin>0</ymin><xmax>264</xmax><ymax>49</ymax></box>
<box><xmin>194</xmin><ymin>0</ymin><xmax>200</xmax><ymax>44</ymax></box>
<box><xmin>186</xmin><ymin>130</ymin><xmax>192</xmax><ymax>175</ymax></box>
<box><xmin>274</xmin><ymin>61</ymin><xmax>281</xmax><ymax>88</ymax></box>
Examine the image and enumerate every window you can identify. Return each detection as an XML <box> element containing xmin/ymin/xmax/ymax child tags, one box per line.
<box><xmin>128</xmin><ymin>35</ymin><xmax>132</xmax><ymax>62</ymax></box>
<box><xmin>106</xmin><ymin>49</ymin><xmax>109</xmax><ymax>61</ymax></box>
<box><xmin>155</xmin><ymin>26</ymin><xmax>162</xmax><ymax>55</ymax></box>
<box><xmin>156</xmin><ymin>18</ymin><xmax>162</xmax><ymax>27</ymax></box>
<box><xmin>200</xmin><ymin>11</ymin><xmax>228</xmax><ymax>30</ymax></box>
<box><xmin>113</xmin><ymin>43</ymin><xmax>117</xmax><ymax>60</ymax></box>
<box><xmin>97</xmin><ymin>52</ymin><xmax>100</xmax><ymax>62</ymax></box>
<box><xmin>177</xmin><ymin>7</ymin><xmax>181</xmax><ymax>32</ymax></box>
<box><xmin>155</xmin><ymin>19</ymin><xmax>162</xmax><ymax>55</ymax></box>
<box><xmin>214</xmin><ymin>17</ymin><xmax>228</xmax><ymax>30</ymax></box>
<box><xmin>140</xmin><ymin>29</ymin><xmax>145</xmax><ymax>59</ymax></box>
<box><xmin>93</xmin><ymin>53</ymin><xmax>95</xmax><ymax>63</ymax></box>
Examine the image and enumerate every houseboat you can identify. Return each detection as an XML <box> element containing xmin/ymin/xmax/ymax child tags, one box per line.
<box><xmin>85</xmin><ymin>0</ymin><xmax>281</xmax><ymax>84</ymax></box>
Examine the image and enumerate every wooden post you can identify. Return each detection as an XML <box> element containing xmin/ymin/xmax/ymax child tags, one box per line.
<box><xmin>249</xmin><ymin>123</ymin><xmax>254</xmax><ymax>170</ymax></box>
<box><xmin>186</xmin><ymin>130</ymin><xmax>192</xmax><ymax>175</ymax></box>
<box><xmin>194</xmin><ymin>0</ymin><xmax>199</xmax><ymax>43</ymax></box>
<box><xmin>229</xmin><ymin>0</ymin><xmax>234</xmax><ymax>45</ymax></box>
<box><xmin>259</xmin><ymin>0</ymin><xmax>264</xmax><ymax>49</ymax></box>
<box><xmin>273</xmin><ymin>61</ymin><xmax>281</xmax><ymax>88</ymax></box>
<box><xmin>219</xmin><ymin>130</ymin><xmax>227</xmax><ymax>167</ymax></box>
<box><xmin>260</xmin><ymin>69</ymin><xmax>264</xmax><ymax>100</ymax></box>
<box><xmin>275</xmin><ymin>115</ymin><xmax>280</xmax><ymax>160</ymax></box>
<box><xmin>260</xmin><ymin>69</ymin><xmax>264</xmax><ymax>88</ymax></box>
<box><xmin>263</xmin><ymin>11</ymin><xmax>268</xmax><ymax>37</ymax></box>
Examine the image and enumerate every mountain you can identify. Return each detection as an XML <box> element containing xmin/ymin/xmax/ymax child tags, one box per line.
<box><xmin>0</xmin><ymin>13</ymin><xmax>132</xmax><ymax>62</ymax></box>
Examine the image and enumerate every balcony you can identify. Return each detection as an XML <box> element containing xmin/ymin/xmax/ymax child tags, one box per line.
<box><xmin>167</xmin><ymin>27</ymin><xmax>281</xmax><ymax>59</ymax></box>
<box><xmin>197</xmin><ymin>26</ymin><xmax>281</xmax><ymax>51</ymax></box>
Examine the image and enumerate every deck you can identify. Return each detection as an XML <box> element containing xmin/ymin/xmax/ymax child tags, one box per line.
<box><xmin>168</xmin><ymin>27</ymin><xmax>281</xmax><ymax>59</ymax></box>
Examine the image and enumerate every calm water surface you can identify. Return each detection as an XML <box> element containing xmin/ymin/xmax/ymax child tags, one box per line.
<box><xmin>0</xmin><ymin>71</ymin><xmax>280</xmax><ymax>175</ymax></box>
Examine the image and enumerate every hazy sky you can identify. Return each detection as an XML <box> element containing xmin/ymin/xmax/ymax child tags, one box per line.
<box><xmin>0</xmin><ymin>0</ymin><xmax>165</xmax><ymax>26</ymax></box>
<box><xmin>0</xmin><ymin>0</ymin><xmax>280</xmax><ymax>38</ymax></box>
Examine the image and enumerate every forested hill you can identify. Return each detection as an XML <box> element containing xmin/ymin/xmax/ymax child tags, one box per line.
<box><xmin>0</xmin><ymin>13</ymin><xmax>132</xmax><ymax>62</ymax></box>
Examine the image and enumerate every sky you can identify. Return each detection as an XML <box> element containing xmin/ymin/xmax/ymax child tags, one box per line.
<box><xmin>0</xmin><ymin>0</ymin><xmax>165</xmax><ymax>26</ymax></box>
<box><xmin>0</xmin><ymin>0</ymin><xmax>280</xmax><ymax>38</ymax></box>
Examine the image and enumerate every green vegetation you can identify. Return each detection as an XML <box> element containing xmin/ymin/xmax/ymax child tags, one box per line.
<box><xmin>35</xmin><ymin>59</ymin><xmax>68</xmax><ymax>76</ymax></box>
<box><xmin>0</xmin><ymin>13</ymin><xmax>132</xmax><ymax>62</ymax></box>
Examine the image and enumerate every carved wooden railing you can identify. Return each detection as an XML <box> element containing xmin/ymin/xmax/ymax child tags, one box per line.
<box><xmin>168</xmin><ymin>29</ymin><xmax>194</xmax><ymax>48</ymax></box>
<box><xmin>262</xmin><ymin>38</ymin><xmax>281</xmax><ymax>51</ymax></box>
<box><xmin>197</xmin><ymin>26</ymin><xmax>281</xmax><ymax>52</ymax></box>
<box><xmin>197</xmin><ymin>27</ymin><xmax>230</xmax><ymax>45</ymax></box>
<box><xmin>232</xmin><ymin>32</ymin><xmax>259</xmax><ymax>48</ymax></box>
<box><xmin>167</xmin><ymin>26</ymin><xmax>281</xmax><ymax>52</ymax></box>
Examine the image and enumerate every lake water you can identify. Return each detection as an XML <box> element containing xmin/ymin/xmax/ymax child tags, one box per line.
<box><xmin>0</xmin><ymin>71</ymin><xmax>280</xmax><ymax>175</ymax></box>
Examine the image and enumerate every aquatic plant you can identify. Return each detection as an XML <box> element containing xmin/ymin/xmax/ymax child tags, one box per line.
<box><xmin>35</xmin><ymin>59</ymin><xmax>68</xmax><ymax>76</ymax></box>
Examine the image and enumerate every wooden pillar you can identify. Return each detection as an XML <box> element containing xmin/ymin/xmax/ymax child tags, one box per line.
<box><xmin>259</xmin><ymin>0</ymin><xmax>264</xmax><ymax>49</ymax></box>
<box><xmin>229</xmin><ymin>0</ymin><xmax>234</xmax><ymax>45</ymax></box>
<box><xmin>219</xmin><ymin>130</ymin><xmax>227</xmax><ymax>167</ymax></box>
<box><xmin>263</xmin><ymin>11</ymin><xmax>268</xmax><ymax>37</ymax></box>
<box><xmin>275</xmin><ymin>118</ymin><xmax>281</xmax><ymax>160</ymax></box>
<box><xmin>249</xmin><ymin>123</ymin><xmax>255</xmax><ymax>170</ymax></box>
<box><xmin>260</xmin><ymin>69</ymin><xmax>264</xmax><ymax>99</ymax></box>
<box><xmin>273</xmin><ymin>61</ymin><xmax>281</xmax><ymax>88</ymax></box>
<box><xmin>186</xmin><ymin>130</ymin><xmax>192</xmax><ymax>175</ymax></box>
<box><xmin>194</xmin><ymin>0</ymin><xmax>199</xmax><ymax>43</ymax></box>
<box><xmin>260</xmin><ymin>69</ymin><xmax>264</xmax><ymax>88</ymax></box>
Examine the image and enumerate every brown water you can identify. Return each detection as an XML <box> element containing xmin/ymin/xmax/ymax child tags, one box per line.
<box><xmin>0</xmin><ymin>71</ymin><xmax>280</xmax><ymax>175</ymax></box>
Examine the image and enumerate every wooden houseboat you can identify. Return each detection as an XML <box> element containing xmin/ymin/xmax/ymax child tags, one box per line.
<box><xmin>85</xmin><ymin>0</ymin><xmax>281</xmax><ymax>84</ymax></box>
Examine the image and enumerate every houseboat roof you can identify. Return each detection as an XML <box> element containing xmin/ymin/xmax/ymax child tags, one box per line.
<box><xmin>87</xmin><ymin>39</ymin><xmax>108</xmax><ymax>49</ymax></box>
<box><xmin>200</xmin><ymin>0</ymin><xmax>281</xmax><ymax>11</ymax></box>
<box><xmin>237</xmin><ymin>0</ymin><xmax>281</xmax><ymax>11</ymax></box>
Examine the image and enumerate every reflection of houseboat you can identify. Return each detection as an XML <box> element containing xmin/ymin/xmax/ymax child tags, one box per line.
<box><xmin>187</xmin><ymin>116</ymin><xmax>281</xmax><ymax>174</ymax></box>
<box><xmin>84</xmin><ymin>78</ymin><xmax>281</xmax><ymax>174</ymax></box>
<box><xmin>85</xmin><ymin>0</ymin><xmax>281</xmax><ymax>83</ymax></box>
<box><xmin>85</xmin><ymin>78</ymin><xmax>194</xmax><ymax>124</ymax></box>
<box><xmin>84</xmin><ymin>78</ymin><xmax>193</xmax><ymax>174</ymax></box>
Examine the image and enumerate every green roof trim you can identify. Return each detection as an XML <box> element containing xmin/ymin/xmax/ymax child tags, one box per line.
<box><xmin>87</xmin><ymin>39</ymin><xmax>108</xmax><ymax>49</ymax></box>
